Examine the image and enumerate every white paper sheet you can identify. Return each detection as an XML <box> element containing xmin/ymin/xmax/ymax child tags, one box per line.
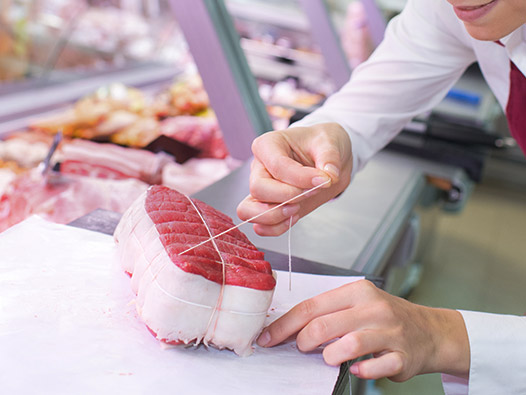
<box><xmin>0</xmin><ymin>216</ymin><xmax>364</xmax><ymax>395</ymax></box>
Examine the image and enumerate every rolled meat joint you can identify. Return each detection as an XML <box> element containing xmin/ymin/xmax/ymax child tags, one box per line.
<box><xmin>114</xmin><ymin>185</ymin><xmax>275</xmax><ymax>356</ymax></box>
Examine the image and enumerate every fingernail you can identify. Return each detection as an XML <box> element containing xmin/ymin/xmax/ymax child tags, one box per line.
<box><xmin>312</xmin><ymin>175</ymin><xmax>330</xmax><ymax>187</ymax></box>
<box><xmin>350</xmin><ymin>363</ymin><xmax>360</xmax><ymax>376</ymax></box>
<box><xmin>282</xmin><ymin>205</ymin><xmax>300</xmax><ymax>217</ymax></box>
<box><xmin>324</xmin><ymin>164</ymin><xmax>340</xmax><ymax>180</ymax></box>
<box><xmin>257</xmin><ymin>331</ymin><xmax>271</xmax><ymax>347</ymax></box>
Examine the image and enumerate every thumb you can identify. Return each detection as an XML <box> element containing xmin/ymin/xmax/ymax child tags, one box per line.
<box><xmin>312</xmin><ymin>144</ymin><xmax>342</xmax><ymax>184</ymax></box>
<box><xmin>308</xmin><ymin>122</ymin><xmax>352</xmax><ymax>185</ymax></box>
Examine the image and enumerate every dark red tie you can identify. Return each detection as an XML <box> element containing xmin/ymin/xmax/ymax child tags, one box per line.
<box><xmin>506</xmin><ymin>60</ymin><xmax>526</xmax><ymax>155</ymax></box>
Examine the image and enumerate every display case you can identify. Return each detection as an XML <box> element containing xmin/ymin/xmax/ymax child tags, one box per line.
<box><xmin>226</xmin><ymin>0</ymin><xmax>386</xmax><ymax>108</ymax></box>
<box><xmin>0</xmin><ymin>1</ymin><xmax>249</xmax><ymax>232</ymax></box>
<box><xmin>0</xmin><ymin>0</ymin><xmax>187</xmax><ymax>89</ymax></box>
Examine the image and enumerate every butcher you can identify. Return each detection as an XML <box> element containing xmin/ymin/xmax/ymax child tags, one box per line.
<box><xmin>236</xmin><ymin>0</ymin><xmax>526</xmax><ymax>393</ymax></box>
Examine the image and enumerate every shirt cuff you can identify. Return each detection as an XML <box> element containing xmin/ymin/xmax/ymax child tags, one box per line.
<box><xmin>442</xmin><ymin>374</ymin><xmax>468</xmax><ymax>395</ymax></box>
<box><xmin>456</xmin><ymin>310</ymin><xmax>526</xmax><ymax>394</ymax></box>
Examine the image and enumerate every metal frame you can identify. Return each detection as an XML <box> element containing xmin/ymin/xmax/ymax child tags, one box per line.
<box><xmin>297</xmin><ymin>0</ymin><xmax>351</xmax><ymax>90</ymax></box>
<box><xmin>360</xmin><ymin>0</ymin><xmax>387</xmax><ymax>47</ymax></box>
<box><xmin>169</xmin><ymin>0</ymin><xmax>273</xmax><ymax>160</ymax></box>
<box><xmin>298</xmin><ymin>0</ymin><xmax>386</xmax><ymax>90</ymax></box>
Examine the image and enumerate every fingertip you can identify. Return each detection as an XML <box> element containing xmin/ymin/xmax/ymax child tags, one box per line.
<box><xmin>321</xmin><ymin>346</ymin><xmax>342</xmax><ymax>367</ymax></box>
<box><xmin>323</xmin><ymin>164</ymin><xmax>340</xmax><ymax>182</ymax></box>
<box><xmin>236</xmin><ymin>201</ymin><xmax>247</xmax><ymax>221</ymax></box>
<box><xmin>349</xmin><ymin>353</ymin><xmax>405</xmax><ymax>381</ymax></box>
<box><xmin>252</xmin><ymin>223</ymin><xmax>269</xmax><ymax>237</ymax></box>
<box><xmin>282</xmin><ymin>204</ymin><xmax>300</xmax><ymax>217</ymax></box>
<box><xmin>257</xmin><ymin>330</ymin><xmax>271</xmax><ymax>347</ymax></box>
<box><xmin>252</xmin><ymin>223</ymin><xmax>286</xmax><ymax>237</ymax></box>
<box><xmin>290</xmin><ymin>214</ymin><xmax>301</xmax><ymax>227</ymax></box>
<box><xmin>253</xmin><ymin>214</ymin><xmax>301</xmax><ymax>236</ymax></box>
<box><xmin>350</xmin><ymin>363</ymin><xmax>361</xmax><ymax>377</ymax></box>
<box><xmin>312</xmin><ymin>164</ymin><xmax>339</xmax><ymax>188</ymax></box>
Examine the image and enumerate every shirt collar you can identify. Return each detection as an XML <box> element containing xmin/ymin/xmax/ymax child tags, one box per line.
<box><xmin>499</xmin><ymin>24</ymin><xmax>526</xmax><ymax>51</ymax></box>
<box><xmin>499</xmin><ymin>25</ymin><xmax>526</xmax><ymax>73</ymax></box>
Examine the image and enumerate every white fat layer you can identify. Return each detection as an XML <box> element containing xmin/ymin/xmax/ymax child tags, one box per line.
<box><xmin>114</xmin><ymin>190</ymin><xmax>274</xmax><ymax>356</ymax></box>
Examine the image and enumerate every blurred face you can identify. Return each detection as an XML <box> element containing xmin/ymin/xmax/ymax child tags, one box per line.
<box><xmin>447</xmin><ymin>0</ymin><xmax>526</xmax><ymax>40</ymax></box>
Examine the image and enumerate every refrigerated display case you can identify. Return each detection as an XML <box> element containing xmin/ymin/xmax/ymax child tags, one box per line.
<box><xmin>0</xmin><ymin>1</ymin><xmax>249</xmax><ymax>231</ymax></box>
<box><xmin>0</xmin><ymin>0</ymin><xmax>187</xmax><ymax>87</ymax></box>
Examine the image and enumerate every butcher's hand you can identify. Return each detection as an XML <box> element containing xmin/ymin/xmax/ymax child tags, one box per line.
<box><xmin>257</xmin><ymin>280</ymin><xmax>470</xmax><ymax>382</ymax></box>
<box><xmin>236</xmin><ymin>123</ymin><xmax>352</xmax><ymax>236</ymax></box>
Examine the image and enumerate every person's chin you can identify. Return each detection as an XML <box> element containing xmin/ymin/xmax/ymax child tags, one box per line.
<box><xmin>463</xmin><ymin>19</ymin><xmax>521</xmax><ymax>41</ymax></box>
<box><xmin>463</xmin><ymin>23</ymin><xmax>503</xmax><ymax>41</ymax></box>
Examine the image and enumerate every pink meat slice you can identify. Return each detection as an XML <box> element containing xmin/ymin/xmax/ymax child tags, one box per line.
<box><xmin>160</xmin><ymin>116</ymin><xmax>229</xmax><ymax>159</ymax></box>
<box><xmin>0</xmin><ymin>169</ymin><xmax>148</xmax><ymax>232</ymax></box>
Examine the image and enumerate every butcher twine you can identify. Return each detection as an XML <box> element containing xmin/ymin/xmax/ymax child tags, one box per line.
<box><xmin>178</xmin><ymin>178</ymin><xmax>332</xmax><ymax>256</ymax></box>
<box><xmin>148</xmin><ymin>179</ymin><xmax>331</xmax><ymax>347</ymax></box>
<box><xmin>184</xmin><ymin>196</ymin><xmax>227</xmax><ymax>341</ymax></box>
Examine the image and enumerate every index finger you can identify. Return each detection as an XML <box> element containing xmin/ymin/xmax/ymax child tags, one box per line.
<box><xmin>249</xmin><ymin>159</ymin><xmax>322</xmax><ymax>204</ymax></box>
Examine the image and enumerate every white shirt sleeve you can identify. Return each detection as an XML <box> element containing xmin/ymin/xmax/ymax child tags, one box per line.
<box><xmin>292</xmin><ymin>0</ymin><xmax>476</xmax><ymax>177</ymax></box>
<box><xmin>442</xmin><ymin>311</ymin><xmax>526</xmax><ymax>395</ymax></box>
